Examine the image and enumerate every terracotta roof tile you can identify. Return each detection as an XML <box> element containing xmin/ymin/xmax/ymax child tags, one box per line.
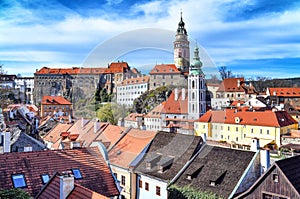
<box><xmin>269</xmin><ymin>87</ymin><xmax>300</xmax><ymax>97</ymax></box>
<box><xmin>124</xmin><ymin>113</ymin><xmax>145</xmax><ymax>121</ymax></box>
<box><xmin>145</xmin><ymin>103</ymin><xmax>165</xmax><ymax>118</ymax></box>
<box><xmin>161</xmin><ymin>89</ymin><xmax>188</xmax><ymax>114</ymax></box>
<box><xmin>217</xmin><ymin>78</ymin><xmax>245</xmax><ymax>92</ymax></box>
<box><xmin>149</xmin><ymin>64</ymin><xmax>181</xmax><ymax>74</ymax></box>
<box><xmin>119</xmin><ymin>76</ymin><xmax>150</xmax><ymax>86</ymax></box>
<box><xmin>198</xmin><ymin>109</ymin><xmax>297</xmax><ymax>127</ymax></box>
<box><xmin>43</xmin><ymin>123</ymin><xmax>73</xmax><ymax>144</ymax></box>
<box><xmin>0</xmin><ymin>147</ymin><xmax>119</xmax><ymax>197</ymax></box>
<box><xmin>108</xmin><ymin>129</ymin><xmax>156</xmax><ymax>168</ymax></box>
<box><xmin>42</xmin><ymin>96</ymin><xmax>72</xmax><ymax>105</ymax></box>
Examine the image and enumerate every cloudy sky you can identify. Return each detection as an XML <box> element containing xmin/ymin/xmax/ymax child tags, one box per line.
<box><xmin>1</xmin><ymin>0</ymin><xmax>300</xmax><ymax>79</ymax></box>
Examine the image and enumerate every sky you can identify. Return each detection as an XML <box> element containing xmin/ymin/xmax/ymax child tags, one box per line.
<box><xmin>1</xmin><ymin>0</ymin><xmax>300</xmax><ymax>79</ymax></box>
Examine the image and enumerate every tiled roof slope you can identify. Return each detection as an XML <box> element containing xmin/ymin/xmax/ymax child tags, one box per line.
<box><xmin>149</xmin><ymin>64</ymin><xmax>181</xmax><ymax>74</ymax></box>
<box><xmin>175</xmin><ymin>144</ymin><xmax>256</xmax><ymax>198</ymax></box>
<box><xmin>43</xmin><ymin>123</ymin><xmax>73</xmax><ymax>144</ymax></box>
<box><xmin>0</xmin><ymin>147</ymin><xmax>119</xmax><ymax>197</ymax></box>
<box><xmin>42</xmin><ymin>96</ymin><xmax>72</xmax><ymax>105</ymax></box>
<box><xmin>119</xmin><ymin>76</ymin><xmax>150</xmax><ymax>86</ymax></box>
<box><xmin>145</xmin><ymin>102</ymin><xmax>165</xmax><ymax>118</ymax></box>
<box><xmin>109</xmin><ymin>129</ymin><xmax>156</xmax><ymax>168</ymax></box>
<box><xmin>268</xmin><ymin>87</ymin><xmax>300</xmax><ymax>97</ymax></box>
<box><xmin>135</xmin><ymin>131</ymin><xmax>203</xmax><ymax>181</ymax></box>
<box><xmin>275</xmin><ymin>155</ymin><xmax>300</xmax><ymax>194</ymax></box>
<box><xmin>198</xmin><ymin>109</ymin><xmax>297</xmax><ymax>127</ymax></box>
<box><xmin>161</xmin><ymin>89</ymin><xmax>188</xmax><ymax>114</ymax></box>
<box><xmin>37</xmin><ymin>173</ymin><xmax>109</xmax><ymax>199</ymax></box>
<box><xmin>217</xmin><ymin>78</ymin><xmax>245</xmax><ymax>92</ymax></box>
<box><xmin>124</xmin><ymin>113</ymin><xmax>144</xmax><ymax>121</ymax></box>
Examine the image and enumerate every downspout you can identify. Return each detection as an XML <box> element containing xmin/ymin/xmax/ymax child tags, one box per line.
<box><xmin>228</xmin><ymin>150</ymin><xmax>260</xmax><ymax>199</ymax></box>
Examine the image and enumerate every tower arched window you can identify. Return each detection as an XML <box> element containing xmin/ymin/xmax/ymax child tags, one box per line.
<box><xmin>192</xmin><ymin>104</ymin><xmax>195</xmax><ymax>113</ymax></box>
<box><xmin>192</xmin><ymin>92</ymin><xmax>195</xmax><ymax>100</ymax></box>
<box><xmin>192</xmin><ymin>80</ymin><xmax>195</xmax><ymax>89</ymax></box>
<box><xmin>200</xmin><ymin>80</ymin><xmax>203</xmax><ymax>89</ymax></box>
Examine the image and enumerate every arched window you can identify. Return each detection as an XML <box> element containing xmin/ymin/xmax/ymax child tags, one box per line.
<box><xmin>192</xmin><ymin>104</ymin><xmax>195</xmax><ymax>113</ymax></box>
<box><xmin>192</xmin><ymin>92</ymin><xmax>195</xmax><ymax>100</ymax></box>
<box><xmin>192</xmin><ymin>80</ymin><xmax>195</xmax><ymax>89</ymax></box>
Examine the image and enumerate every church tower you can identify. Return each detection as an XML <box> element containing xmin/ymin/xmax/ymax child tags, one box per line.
<box><xmin>174</xmin><ymin>12</ymin><xmax>190</xmax><ymax>72</ymax></box>
<box><xmin>188</xmin><ymin>45</ymin><xmax>207</xmax><ymax>120</ymax></box>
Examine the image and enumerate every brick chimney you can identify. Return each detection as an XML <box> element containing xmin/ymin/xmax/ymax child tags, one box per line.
<box><xmin>60</xmin><ymin>172</ymin><xmax>74</xmax><ymax>199</ymax></box>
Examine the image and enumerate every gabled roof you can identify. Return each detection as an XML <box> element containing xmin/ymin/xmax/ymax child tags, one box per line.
<box><xmin>145</xmin><ymin>103</ymin><xmax>165</xmax><ymax>118</ymax></box>
<box><xmin>93</xmin><ymin>124</ymin><xmax>125</xmax><ymax>149</ymax></box>
<box><xmin>43</xmin><ymin>123</ymin><xmax>73</xmax><ymax>145</ymax></box>
<box><xmin>217</xmin><ymin>78</ymin><xmax>245</xmax><ymax>92</ymax></box>
<box><xmin>124</xmin><ymin>113</ymin><xmax>145</xmax><ymax>122</ymax></box>
<box><xmin>197</xmin><ymin>109</ymin><xmax>297</xmax><ymax>127</ymax></box>
<box><xmin>108</xmin><ymin>61</ymin><xmax>129</xmax><ymax>73</ymax></box>
<box><xmin>161</xmin><ymin>89</ymin><xmax>188</xmax><ymax>114</ymax></box>
<box><xmin>35</xmin><ymin>67</ymin><xmax>80</xmax><ymax>75</ymax></box>
<box><xmin>135</xmin><ymin>131</ymin><xmax>202</xmax><ymax>181</ymax></box>
<box><xmin>237</xmin><ymin>155</ymin><xmax>300</xmax><ymax>198</ymax></box>
<box><xmin>0</xmin><ymin>147</ymin><xmax>119</xmax><ymax>197</ymax></box>
<box><xmin>108</xmin><ymin>129</ymin><xmax>156</xmax><ymax>168</ymax></box>
<box><xmin>149</xmin><ymin>64</ymin><xmax>181</xmax><ymax>75</ymax></box>
<box><xmin>119</xmin><ymin>76</ymin><xmax>150</xmax><ymax>86</ymax></box>
<box><xmin>36</xmin><ymin>173</ymin><xmax>110</xmax><ymax>199</ymax></box>
<box><xmin>174</xmin><ymin>144</ymin><xmax>256</xmax><ymax>198</ymax></box>
<box><xmin>268</xmin><ymin>87</ymin><xmax>300</xmax><ymax>97</ymax></box>
<box><xmin>41</xmin><ymin>96</ymin><xmax>72</xmax><ymax>105</ymax></box>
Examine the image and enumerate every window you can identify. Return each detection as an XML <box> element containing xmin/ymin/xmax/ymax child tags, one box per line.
<box><xmin>267</xmin><ymin>130</ymin><xmax>270</xmax><ymax>135</ymax></box>
<box><xmin>228</xmin><ymin>126</ymin><xmax>230</xmax><ymax>131</ymax></box>
<box><xmin>145</xmin><ymin>182</ymin><xmax>149</xmax><ymax>191</ymax></box>
<box><xmin>251</xmin><ymin>128</ymin><xmax>254</xmax><ymax>133</ymax></box>
<box><xmin>114</xmin><ymin>173</ymin><xmax>117</xmax><ymax>179</ymax></box>
<box><xmin>260</xmin><ymin>129</ymin><xmax>263</xmax><ymax>134</ymax></box>
<box><xmin>273</xmin><ymin>174</ymin><xmax>279</xmax><ymax>183</ymax></box>
<box><xmin>262</xmin><ymin>193</ymin><xmax>272</xmax><ymax>199</ymax></box>
<box><xmin>71</xmin><ymin>169</ymin><xmax>83</xmax><ymax>179</ymax></box>
<box><xmin>236</xmin><ymin>137</ymin><xmax>238</xmax><ymax>142</ymax></box>
<box><xmin>156</xmin><ymin>186</ymin><xmax>161</xmax><ymax>196</ymax></box>
<box><xmin>41</xmin><ymin>174</ymin><xmax>50</xmax><ymax>184</ymax></box>
<box><xmin>236</xmin><ymin>127</ymin><xmax>238</xmax><ymax>132</ymax></box>
<box><xmin>121</xmin><ymin>175</ymin><xmax>125</xmax><ymax>186</ymax></box>
<box><xmin>139</xmin><ymin>179</ymin><xmax>143</xmax><ymax>188</ymax></box>
<box><xmin>12</xmin><ymin>174</ymin><xmax>27</xmax><ymax>188</ymax></box>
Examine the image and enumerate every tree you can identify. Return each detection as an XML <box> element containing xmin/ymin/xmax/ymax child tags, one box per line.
<box><xmin>218</xmin><ymin>66</ymin><xmax>233</xmax><ymax>80</ymax></box>
<box><xmin>0</xmin><ymin>188</ymin><xmax>31</xmax><ymax>199</ymax></box>
<box><xmin>96</xmin><ymin>103</ymin><xmax>128</xmax><ymax>125</ymax></box>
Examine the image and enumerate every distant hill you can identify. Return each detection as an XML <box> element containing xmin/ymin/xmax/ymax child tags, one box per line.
<box><xmin>251</xmin><ymin>77</ymin><xmax>300</xmax><ymax>92</ymax></box>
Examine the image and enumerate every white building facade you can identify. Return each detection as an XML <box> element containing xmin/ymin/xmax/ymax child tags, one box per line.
<box><xmin>116</xmin><ymin>76</ymin><xmax>150</xmax><ymax>107</ymax></box>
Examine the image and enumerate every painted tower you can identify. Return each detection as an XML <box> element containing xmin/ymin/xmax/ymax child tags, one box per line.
<box><xmin>188</xmin><ymin>45</ymin><xmax>207</xmax><ymax>119</ymax></box>
<box><xmin>174</xmin><ymin>12</ymin><xmax>190</xmax><ymax>72</ymax></box>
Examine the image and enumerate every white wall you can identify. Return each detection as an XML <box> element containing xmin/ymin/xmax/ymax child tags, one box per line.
<box><xmin>136</xmin><ymin>174</ymin><xmax>168</xmax><ymax>199</ymax></box>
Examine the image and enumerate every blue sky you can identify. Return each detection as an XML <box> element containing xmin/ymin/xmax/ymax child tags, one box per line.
<box><xmin>1</xmin><ymin>0</ymin><xmax>300</xmax><ymax>79</ymax></box>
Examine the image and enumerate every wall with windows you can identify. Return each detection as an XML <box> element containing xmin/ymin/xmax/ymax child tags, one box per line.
<box><xmin>111</xmin><ymin>166</ymin><xmax>132</xmax><ymax>199</ymax></box>
<box><xmin>136</xmin><ymin>174</ymin><xmax>167</xmax><ymax>199</ymax></box>
<box><xmin>117</xmin><ymin>82</ymin><xmax>149</xmax><ymax>107</ymax></box>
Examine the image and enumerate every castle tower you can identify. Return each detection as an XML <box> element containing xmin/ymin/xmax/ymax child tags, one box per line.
<box><xmin>188</xmin><ymin>45</ymin><xmax>206</xmax><ymax>119</ymax></box>
<box><xmin>174</xmin><ymin>12</ymin><xmax>190</xmax><ymax>72</ymax></box>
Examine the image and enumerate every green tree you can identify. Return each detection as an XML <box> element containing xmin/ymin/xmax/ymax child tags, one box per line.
<box><xmin>0</xmin><ymin>188</ymin><xmax>31</xmax><ymax>199</ymax></box>
<box><xmin>96</xmin><ymin>103</ymin><xmax>129</xmax><ymax>125</ymax></box>
<box><xmin>168</xmin><ymin>185</ymin><xmax>223</xmax><ymax>199</ymax></box>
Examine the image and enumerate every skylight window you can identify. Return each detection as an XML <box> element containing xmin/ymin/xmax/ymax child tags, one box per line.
<box><xmin>41</xmin><ymin>174</ymin><xmax>50</xmax><ymax>184</ymax></box>
<box><xmin>12</xmin><ymin>174</ymin><xmax>27</xmax><ymax>188</ymax></box>
<box><xmin>72</xmin><ymin>169</ymin><xmax>83</xmax><ymax>179</ymax></box>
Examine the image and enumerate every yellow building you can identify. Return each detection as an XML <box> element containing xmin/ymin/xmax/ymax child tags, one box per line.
<box><xmin>195</xmin><ymin>108</ymin><xmax>298</xmax><ymax>149</ymax></box>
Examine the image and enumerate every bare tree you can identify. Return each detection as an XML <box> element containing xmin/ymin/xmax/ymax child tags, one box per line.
<box><xmin>218</xmin><ymin>66</ymin><xmax>233</xmax><ymax>80</ymax></box>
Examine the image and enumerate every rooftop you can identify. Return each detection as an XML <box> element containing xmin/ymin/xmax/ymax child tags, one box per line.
<box><xmin>149</xmin><ymin>64</ymin><xmax>181</xmax><ymax>75</ymax></box>
<box><xmin>0</xmin><ymin>147</ymin><xmax>119</xmax><ymax>197</ymax></box>
<box><xmin>41</xmin><ymin>96</ymin><xmax>72</xmax><ymax>105</ymax></box>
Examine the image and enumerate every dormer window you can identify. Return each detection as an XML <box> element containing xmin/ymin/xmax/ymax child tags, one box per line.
<box><xmin>209</xmin><ymin>180</ymin><xmax>216</xmax><ymax>186</ymax></box>
<box><xmin>273</xmin><ymin>174</ymin><xmax>279</xmax><ymax>183</ymax></box>
<box><xmin>41</xmin><ymin>174</ymin><xmax>50</xmax><ymax>184</ymax></box>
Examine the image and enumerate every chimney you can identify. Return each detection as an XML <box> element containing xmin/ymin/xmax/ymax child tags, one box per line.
<box><xmin>250</xmin><ymin>138</ymin><xmax>260</xmax><ymax>152</ymax></box>
<box><xmin>237</xmin><ymin>79</ymin><xmax>240</xmax><ymax>87</ymax></box>
<box><xmin>182</xmin><ymin>88</ymin><xmax>186</xmax><ymax>100</ymax></box>
<box><xmin>1</xmin><ymin>132</ymin><xmax>11</xmax><ymax>153</ymax></box>
<box><xmin>260</xmin><ymin>149</ymin><xmax>270</xmax><ymax>175</ymax></box>
<box><xmin>60</xmin><ymin>172</ymin><xmax>74</xmax><ymax>199</ymax></box>
<box><xmin>174</xmin><ymin>88</ymin><xmax>179</xmax><ymax>101</ymax></box>
<box><xmin>94</xmin><ymin>121</ymin><xmax>99</xmax><ymax>134</ymax></box>
<box><xmin>81</xmin><ymin>117</ymin><xmax>84</xmax><ymax>128</ymax></box>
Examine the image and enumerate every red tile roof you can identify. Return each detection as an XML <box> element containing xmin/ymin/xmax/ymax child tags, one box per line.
<box><xmin>108</xmin><ymin>129</ymin><xmax>156</xmax><ymax>168</ymax></box>
<box><xmin>268</xmin><ymin>87</ymin><xmax>300</xmax><ymax>97</ymax></box>
<box><xmin>0</xmin><ymin>147</ymin><xmax>119</xmax><ymax>197</ymax></box>
<box><xmin>217</xmin><ymin>78</ymin><xmax>245</xmax><ymax>92</ymax></box>
<box><xmin>119</xmin><ymin>76</ymin><xmax>150</xmax><ymax>86</ymax></box>
<box><xmin>198</xmin><ymin>109</ymin><xmax>297</xmax><ymax>127</ymax></box>
<box><xmin>145</xmin><ymin>102</ymin><xmax>165</xmax><ymax>118</ymax></box>
<box><xmin>161</xmin><ymin>89</ymin><xmax>188</xmax><ymax>114</ymax></box>
<box><xmin>35</xmin><ymin>62</ymin><xmax>129</xmax><ymax>75</ymax></box>
<box><xmin>124</xmin><ymin>113</ymin><xmax>145</xmax><ymax>121</ymax></box>
<box><xmin>149</xmin><ymin>64</ymin><xmax>181</xmax><ymax>74</ymax></box>
<box><xmin>43</xmin><ymin>123</ymin><xmax>73</xmax><ymax>144</ymax></box>
<box><xmin>42</xmin><ymin>96</ymin><xmax>72</xmax><ymax>105</ymax></box>
<box><xmin>37</xmin><ymin>173</ymin><xmax>110</xmax><ymax>199</ymax></box>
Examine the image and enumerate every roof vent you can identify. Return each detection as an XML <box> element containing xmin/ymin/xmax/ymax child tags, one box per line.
<box><xmin>235</xmin><ymin>117</ymin><xmax>240</xmax><ymax>124</ymax></box>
